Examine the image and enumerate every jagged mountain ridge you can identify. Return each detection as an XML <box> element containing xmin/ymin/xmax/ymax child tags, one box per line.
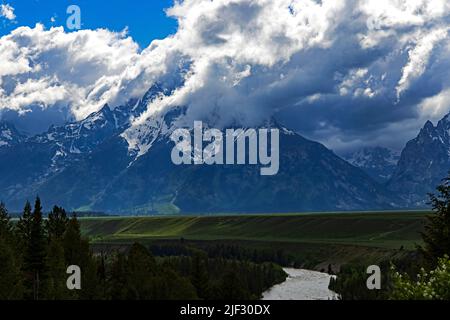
<box><xmin>0</xmin><ymin>84</ymin><xmax>424</xmax><ymax>213</ymax></box>
<box><xmin>0</xmin><ymin>122</ymin><xmax>26</xmax><ymax>148</ymax></box>
<box><xmin>343</xmin><ymin>147</ymin><xmax>400</xmax><ymax>183</ymax></box>
<box><xmin>29</xmin><ymin>118</ymin><xmax>398</xmax><ymax>214</ymax></box>
<box><xmin>388</xmin><ymin>114</ymin><xmax>450</xmax><ymax>206</ymax></box>
<box><xmin>0</xmin><ymin>84</ymin><xmax>169</xmax><ymax>206</ymax></box>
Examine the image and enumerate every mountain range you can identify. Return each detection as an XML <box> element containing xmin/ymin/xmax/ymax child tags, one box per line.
<box><xmin>343</xmin><ymin>147</ymin><xmax>400</xmax><ymax>183</ymax></box>
<box><xmin>0</xmin><ymin>84</ymin><xmax>448</xmax><ymax>214</ymax></box>
<box><xmin>387</xmin><ymin>115</ymin><xmax>450</xmax><ymax>207</ymax></box>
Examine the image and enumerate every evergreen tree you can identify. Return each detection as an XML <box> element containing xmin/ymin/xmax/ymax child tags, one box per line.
<box><xmin>0</xmin><ymin>237</ymin><xmax>24</xmax><ymax>299</ymax></box>
<box><xmin>0</xmin><ymin>202</ymin><xmax>12</xmax><ymax>238</ymax></box>
<box><xmin>419</xmin><ymin>174</ymin><xmax>450</xmax><ymax>266</ymax></box>
<box><xmin>16</xmin><ymin>201</ymin><xmax>33</xmax><ymax>251</ymax></box>
<box><xmin>43</xmin><ymin>240</ymin><xmax>71</xmax><ymax>300</ymax></box>
<box><xmin>108</xmin><ymin>253</ymin><xmax>128</xmax><ymax>299</ymax></box>
<box><xmin>63</xmin><ymin>214</ymin><xmax>82</xmax><ymax>265</ymax></box>
<box><xmin>190</xmin><ymin>253</ymin><xmax>210</xmax><ymax>299</ymax></box>
<box><xmin>26</xmin><ymin>197</ymin><xmax>47</xmax><ymax>300</ymax></box>
<box><xmin>125</xmin><ymin>243</ymin><xmax>158</xmax><ymax>299</ymax></box>
<box><xmin>0</xmin><ymin>202</ymin><xmax>24</xmax><ymax>299</ymax></box>
<box><xmin>42</xmin><ymin>206</ymin><xmax>70</xmax><ymax>299</ymax></box>
<box><xmin>77</xmin><ymin>239</ymin><xmax>102</xmax><ymax>300</ymax></box>
<box><xmin>63</xmin><ymin>213</ymin><xmax>101</xmax><ymax>299</ymax></box>
<box><xmin>218</xmin><ymin>267</ymin><xmax>250</xmax><ymax>300</ymax></box>
<box><xmin>46</xmin><ymin>206</ymin><xmax>68</xmax><ymax>241</ymax></box>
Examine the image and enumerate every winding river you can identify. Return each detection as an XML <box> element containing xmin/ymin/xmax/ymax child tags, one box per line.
<box><xmin>262</xmin><ymin>268</ymin><xmax>339</xmax><ymax>300</ymax></box>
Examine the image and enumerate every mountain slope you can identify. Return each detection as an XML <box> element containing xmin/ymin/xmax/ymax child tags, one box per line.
<box><xmin>388</xmin><ymin>114</ymin><xmax>450</xmax><ymax>206</ymax></box>
<box><xmin>30</xmin><ymin>112</ymin><xmax>397</xmax><ymax>214</ymax></box>
<box><xmin>0</xmin><ymin>85</ymin><xmax>400</xmax><ymax>213</ymax></box>
<box><xmin>0</xmin><ymin>105</ymin><xmax>128</xmax><ymax>208</ymax></box>
<box><xmin>0</xmin><ymin>122</ymin><xmax>26</xmax><ymax>148</ymax></box>
<box><xmin>0</xmin><ymin>83</ymin><xmax>174</xmax><ymax>209</ymax></box>
<box><xmin>343</xmin><ymin>147</ymin><xmax>400</xmax><ymax>183</ymax></box>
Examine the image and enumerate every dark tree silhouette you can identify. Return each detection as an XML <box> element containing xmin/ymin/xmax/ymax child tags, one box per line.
<box><xmin>46</xmin><ymin>206</ymin><xmax>68</xmax><ymax>241</ymax></box>
<box><xmin>419</xmin><ymin>174</ymin><xmax>450</xmax><ymax>266</ymax></box>
<box><xmin>0</xmin><ymin>202</ymin><xmax>24</xmax><ymax>299</ymax></box>
<box><xmin>0</xmin><ymin>200</ymin><xmax>287</xmax><ymax>300</ymax></box>
<box><xmin>27</xmin><ymin>197</ymin><xmax>47</xmax><ymax>300</ymax></box>
<box><xmin>16</xmin><ymin>201</ymin><xmax>33</xmax><ymax>251</ymax></box>
<box><xmin>190</xmin><ymin>253</ymin><xmax>210</xmax><ymax>299</ymax></box>
<box><xmin>0</xmin><ymin>202</ymin><xmax>12</xmax><ymax>237</ymax></box>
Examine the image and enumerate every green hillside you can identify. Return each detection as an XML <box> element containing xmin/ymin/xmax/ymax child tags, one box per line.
<box><xmin>80</xmin><ymin>211</ymin><xmax>427</xmax><ymax>249</ymax></box>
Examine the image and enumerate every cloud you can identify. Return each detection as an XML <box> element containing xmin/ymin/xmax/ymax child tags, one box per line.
<box><xmin>0</xmin><ymin>24</ymin><xmax>143</xmax><ymax>119</ymax></box>
<box><xmin>1</xmin><ymin>0</ymin><xmax>450</xmax><ymax>152</ymax></box>
<box><xmin>127</xmin><ymin>0</ymin><xmax>450</xmax><ymax>152</ymax></box>
<box><xmin>396</xmin><ymin>28</ymin><xmax>448</xmax><ymax>99</ymax></box>
<box><xmin>0</xmin><ymin>3</ymin><xmax>15</xmax><ymax>21</ymax></box>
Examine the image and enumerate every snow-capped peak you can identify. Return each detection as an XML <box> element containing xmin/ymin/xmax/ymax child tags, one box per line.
<box><xmin>343</xmin><ymin>146</ymin><xmax>400</xmax><ymax>182</ymax></box>
<box><xmin>0</xmin><ymin>121</ymin><xmax>25</xmax><ymax>148</ymax></box>
<box><xmin>122</xmin><ymin>106</ymin><xmax>186</xmax><ymax>159</ymax></box>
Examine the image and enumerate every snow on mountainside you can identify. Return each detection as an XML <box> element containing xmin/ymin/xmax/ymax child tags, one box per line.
<box><xmin>0</xmin><ymin>122</ymin><xmax>26</xmax><ymax>148</ymax></box>
<box><xmin>34</xmin><ymin>113</ymin><xmax>397</xmax><ymax>214</ymax></box>
<box><xmin>120</xmin><ymin>81</ymin><xmax>189</xmax><ymax>161</ymax></box>
<box><xmin>32</xmin><ymin>105</ymin><xmax>122</xmax><ymax>153</ymax></box>
<box><xmin>0</xmin><ymin>81</ymin><xmax>399</xmax><ymax>213</ymax></box>
<box><xmin>388</xmin><ymin>112</ymin><xmax>450</xmax><ymax>206</ymax></box>
<box><xmin>122</xmin><ymin>106</ymin><xmax>185</xmax><ymax>160</ymax></box>
<box><xmin>343</xmin><ymin>147</ymin><xmax>400</xmax><ymax>183</ymax></box>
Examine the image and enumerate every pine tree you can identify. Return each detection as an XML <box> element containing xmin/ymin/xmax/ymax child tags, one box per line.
<box><xmin>43</xmin><ymin>239</ymin><xmax>70</xmax><ymax>300</ymax></box>
<box><xmin>63</xmin><ymin>214</ymin><xmax>82</xmax><ymax>265</ymax></box>
<box><xmin>16</xmin><ymin>201</ymin><xmax>33</xmax><ymax>251</ymax></box>
<box><xmin>190</xmin><ymin>253</ymin><xmax>210</xmax><ymax>299</ymax></box>
<box><xmin>26</xmin><ymin>197</ymin><xmax>47</xmax><ymax>300</ymax></box>
<box><xmin>109</xmin><ymin>253</ymin><xmax>128</xmax><ymax>299</ymax></box>
<box><xmin>0</xmin><ymin>202</ymin><xmax>12</xmax><ymax>237</ymax></box>
<box><xmin>0</xmin><ymin>237</ymin><xmax>24</xmax><ymax>299</ymax></box>
<box><xmin>218</xmin><ymin>266</ymin><xmax>250</xmax><ymax>300</ymax></box>
<box><xmin>63</xmin><ymin>213</ymin><xmax>101</xmax><ymax>299</ymax></box>
<box><xmin>419</xmin><ymin>174</ymin><xmax>450</xmax><ymax>266</ymax></box>
<box><xmin>125</xmin><ymin>243</ymin><xmax>158</xmax><ymax>299</ymax></box>
<box><xmin>46</xmin><ymin>206</ymin><xmax>68</xmax><ymax>241</ymax></box>
<box><xmin>0</xmin><ymin>202</ymin><xmax>24</xmax><ymax>299</ymax></box>
<box><xmin>44</xmin><ymin>206</ymin><xmax>70</xmax><ymax>299</ymax></box>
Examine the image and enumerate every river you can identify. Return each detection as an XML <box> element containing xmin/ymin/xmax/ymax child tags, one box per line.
<box><xmin>262</xmin><ymin>268</ymin><xmax>339</xmax><ymax>300</ymax></box>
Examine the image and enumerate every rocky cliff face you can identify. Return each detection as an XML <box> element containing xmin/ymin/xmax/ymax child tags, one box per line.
<box><xmin>0</xmin><ymin>84</ymin><xmax>399</xmax><ymax>213</ymax></box>
<box><xmin>388</xmin><ymin>114</ymin><xmax>450</xmax><ymax>206</ymax></box>
<box><xmin>343</xmin><ymin>147</ymin><xmax>400</xmax><ymax>183</ymax></box>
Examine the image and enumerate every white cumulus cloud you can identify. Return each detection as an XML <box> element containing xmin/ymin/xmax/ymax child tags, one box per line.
<box><xmin>0</xmin><ymin>24</ymin><xmax>144</xmax><ymax>119</ymax></box>
<box><xmin>1</xmin><ymin>0</ymin><xmax>450</xmax><ymax>151</ymax></box>
<box><xmin>0</xmin><ymin>3</ymin><xmax>15</xmax><ymax>20</ymax></box>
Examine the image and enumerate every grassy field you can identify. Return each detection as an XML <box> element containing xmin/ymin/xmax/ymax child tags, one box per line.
<box><xmin>80</xmin><ymin>211</ymin><xmax>428</xmax><ymax>250</ymax></box>
<box><xmin>79</xmin><ymin>211</ymin><xmax>429</xmax><ymax>270</ymax></box>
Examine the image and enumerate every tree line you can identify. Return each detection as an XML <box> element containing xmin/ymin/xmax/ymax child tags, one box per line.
<box><xmin>0</xmin><ymin>199</ymin><xmax>286</xmax><ymax>300</ymax></box>
<box><xmin>149</xmin><ymin>242</ymin><xmax>291</xmax><ymax>266</ymax></box>
<box><xmin>0</xmin><ymin>198</ymin><xmax>102</xmax><ymax>299</ymax></box>
<box><xmin>329</xmin><ymin>174</ymin><xmax>450</xmax><ymax>300</ymax></box>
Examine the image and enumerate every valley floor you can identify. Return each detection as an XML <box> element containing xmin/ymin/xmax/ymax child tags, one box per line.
<box><xmin>80</xmin><ymin>211</ymin><xmax>427</xmax><ymax>270</ymax></box>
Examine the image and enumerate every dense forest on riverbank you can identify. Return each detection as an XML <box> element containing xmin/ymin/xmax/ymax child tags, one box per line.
<box><xmin>0</xmin><ymin>200</ymin><xmax>286</xmax><ymax>300</ymax></box>
<box><xmin>329</xmin><ymin>176</ymin><xmax>450</xmax><ymax>300</ymax></box>
<box><xmin>2</xmin><ymin>175</ymin><xmax>449</xmax><ymax>300</ymax></box>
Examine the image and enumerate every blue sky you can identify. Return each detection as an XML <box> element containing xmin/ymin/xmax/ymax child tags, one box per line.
<box><xmin>1</xmin><ymin>0</ymin><xmax>450</xmax><ymax>151</ymax></box>
<box><xmin>0</xmin><ymin>0</ymin><xmax>177</xmax><ymax>48</ymax></box>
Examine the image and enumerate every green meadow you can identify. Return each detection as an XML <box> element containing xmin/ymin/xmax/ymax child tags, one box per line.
<box><xmin>78</xmin><ymin>211</ymin><xmax>428</xmax><ymax>269</ymax></box>
<box><xmin>80</xmin><ymin>211</ymin><xmax>427</xmax><ymax>250</ymax></box>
